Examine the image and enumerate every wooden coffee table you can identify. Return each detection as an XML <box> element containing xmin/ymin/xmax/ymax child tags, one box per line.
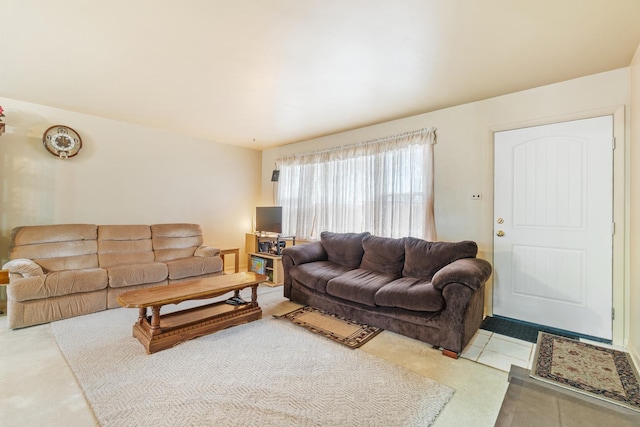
<box><xmin>117</xmin><ymin>272</ymin><xmax>267</xmax><ymax>354</ymax></box>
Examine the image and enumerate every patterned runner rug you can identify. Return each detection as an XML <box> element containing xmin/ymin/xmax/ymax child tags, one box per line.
<box><xmin>51</xmin><ymin>305</ymin><xmax>453</xmax><ymax>426</ymax></box>
<box><xmin>531</xmin><ymin>332</ymin><xmax>640</xmax><ymax>411</ymax></box>
<box><xmin>274</xmin><ymin>305</ymin><xmax>383</xmax><ymax>348</ymax></box>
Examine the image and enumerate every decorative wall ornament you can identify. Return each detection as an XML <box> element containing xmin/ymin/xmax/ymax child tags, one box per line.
<box><xmin>0</xmin><ymin>105</ymin><xmax>5</xmax><ymax>136</ymax></box>
<box><xmin>43</xmin><ymin>125</ymin><xmax>82</xmax><ymax>159</ymax></box>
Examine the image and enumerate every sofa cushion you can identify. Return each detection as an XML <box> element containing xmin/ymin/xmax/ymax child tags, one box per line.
<box><xmin>360</xmin><ymin>235</ymin><xmax>405</xmax><ymax>277</ymax></box>
<box><xmin>99</xmin><ymin>248</ymin><xmax>155</xmax><ymax>268</ymax></box>
<box><xmin>374</xmin><ymin>277</ymin><xmax>445</xmax><ymax>312</ymax></box>
<box><xmin>98</xmin><ymin>224</ymin><xmax>151</xmax><ymax>240</ymax></box>
<box><xmin>290</xmin><ymin>261</ymin><xmax>354</xmax><ymax>294</ymax></box>
<box><xmin>8</xmin><ymin>290</ymin><xmax>107</xmax><ymax>329</ymax></box>
<box><xmin>10</xmin><ymin>225</ymin><xmax>99</xmax><ymax>272</ymax></box>
<box><xmin>152</xmin><ymin>223</ymin><xmax>204</xmax><ymax>262</ymax></box>
<box><xmin>165</xmin><ymin>256</ymin><xmax>223</xmax><ymax>280</ymax></box>
<box><xmin>320</xmin><ymin>231</ymin><xmax>369</xmax><ymax>268</ymax></box>
<box><xmin>12</xmin><ymin>241</ymin><xmax>99</xmax><ymax>272</ymax></box>
<box><xmin>403</xmin><ymin>238</ymin><xmax>478</xmax><ymax>280</ymax></box>
<box><xmin>106</xmin><ymin>263</ymin><xmax>168</xmax><ymax>288</ymax></box>
<box><xmin>326</xmin><ymin>269</ymin><xmax>396</xmax><ymax>307</ymax></box>
<box><xmin>10</xmin><ymin>224</ymin><xmax>97</xmax><ymax>246</ymax></box>
<box><xmin>98</xmin><ymin>224</ymin><xmax>155</xmax><ymax>267</ymax></box>
<box><xmin>36</xmin><ymin>253</ymin><xmax>99</xmax><ymax>273</ymax></box>
<box><xmin>8</xmin><ymin>269</ymin><xmax>108</xmax><ymax>302</ymax></box>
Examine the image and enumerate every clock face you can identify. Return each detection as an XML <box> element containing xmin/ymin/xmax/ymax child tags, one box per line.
<box><xmin>43</xmin><ymin>125</ymin><xmax>82</xmax><ymax>159</ymax></box>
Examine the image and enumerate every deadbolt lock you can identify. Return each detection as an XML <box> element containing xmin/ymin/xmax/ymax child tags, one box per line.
<box><xmin>497</xmin><ymin>218</ymin><xmax>504</xmax><ymax>224</ymax></box>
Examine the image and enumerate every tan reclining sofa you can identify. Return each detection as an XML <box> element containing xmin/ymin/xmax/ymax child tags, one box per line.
<box><xmin>2</xmin><ymin>223</ymin><xmax>223</xmax><ymax>329</ymax></box>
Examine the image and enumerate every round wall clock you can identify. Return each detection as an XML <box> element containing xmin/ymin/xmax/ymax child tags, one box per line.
<box><xmin>43</xmin><ymin>125</ymin><xmax>82</xmax><ymax>159</ymax></box>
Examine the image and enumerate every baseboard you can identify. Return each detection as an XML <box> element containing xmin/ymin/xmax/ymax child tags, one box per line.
<box><xmin>628</xmin><ymin>341</ymin><xmax>640</xmax><ymax>374</ymax></box>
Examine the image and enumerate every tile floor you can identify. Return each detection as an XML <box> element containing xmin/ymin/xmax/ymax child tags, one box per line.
<box><xmin>462</xmin><ymin>329</ymin><xmax>536</xmax><ymax>373</ymax></box>
<box><xmin>461</xmin><ymin>326</ymin><xmax>629</xmax><ymax>375</ymax></box>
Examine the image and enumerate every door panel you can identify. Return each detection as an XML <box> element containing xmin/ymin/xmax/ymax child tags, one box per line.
<box><xmin>493</xmin><ymin>116</ymin><xmax>613</xmax><ymax>340</ymax></box>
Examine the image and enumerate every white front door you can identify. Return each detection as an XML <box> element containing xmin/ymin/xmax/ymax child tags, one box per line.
<box><xmin>493</xmin><ymin>116</ymin><xmax>613</xmax><ymax>340</ymax></box>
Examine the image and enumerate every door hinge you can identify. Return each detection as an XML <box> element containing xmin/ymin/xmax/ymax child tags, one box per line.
<box><xmin>612</xmin><ymin>222</ymin><xmax>615</xmax><ymax>235</ymax></box>
<box><xmin>612</xmin><ymin>308</ymin><xmax>615</xmax><ymax>320</ymax></box>
<box><xmin>612</xmin><ymin>137</ymin><xmax>616</xmax><ymax>150</ymax></box>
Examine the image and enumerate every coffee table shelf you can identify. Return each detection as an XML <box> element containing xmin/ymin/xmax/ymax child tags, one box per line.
<box><xmin>158</xmin><ymin>301</ymin><xmax>247</xmax><ymax>330</ymax></box>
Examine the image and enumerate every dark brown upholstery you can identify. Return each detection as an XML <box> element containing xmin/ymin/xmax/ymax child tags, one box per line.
<box><xmin>403</xmin><ymin>237</ymin><xmax>478</xmax><ymax>280</ymax></box>
<box><xmin>282</xmin><ymin>232</ymin><xmax>492</xmax><ymax>355</ymax></box>
<box><xmin>326</xmin><ymin>269</ymin><xmax>398</xmax><ymax>307</ymax></box>
<box><xmin>359</xmin><ymin>235</ymin><xmax>405</xmax><ymax>276</ymax></box>
<box><xmin>374</xmin><ymin>277</ymin><xmax>444</xmax><ymax>312</ymax></box>
<box><xmin>320</xmin><ymin>231</ymin><xmax>369</xmax><ymax>268</ymax></box>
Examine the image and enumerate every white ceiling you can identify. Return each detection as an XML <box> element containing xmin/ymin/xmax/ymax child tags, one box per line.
<box><xmin>1</xmin><ymin>1</ymin><xmax>640</xmax><ymax>150</ymax></box>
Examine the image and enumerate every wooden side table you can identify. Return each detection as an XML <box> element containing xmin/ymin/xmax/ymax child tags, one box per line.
<box><xmin>0</xmin><ymin>269</ymin><xmax>9</xmax><ymax>315</ymax></box>
<box><xmin>219</xmin><ymin>248</ymin><xmax>240</xmax><ymax>273</ymax></box>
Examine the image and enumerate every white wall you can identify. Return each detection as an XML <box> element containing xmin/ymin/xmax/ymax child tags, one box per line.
<box><xmin>629</xmin><ymin>44</ymin><xmax>640</xmax><ymax>367</ymax></box>
<box><xmin>262</xmin><ymin>68</ymin><xmax>631</xmax><ymax>344</ymax></box>
<box><xmin>0</xmin><ymin>97</ymin><xmax>262</xmax><ymax>271</ymax></box>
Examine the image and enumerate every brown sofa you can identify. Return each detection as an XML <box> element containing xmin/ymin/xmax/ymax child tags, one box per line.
<box><xmin>282</xmin><ymin>232</ymin><xmax>492</xmax><ymax>357</ymax></box>
<box><xmin>2</xmin><ymin>223</ymin><xmax>223</xmax><ymax>329</ymax></box>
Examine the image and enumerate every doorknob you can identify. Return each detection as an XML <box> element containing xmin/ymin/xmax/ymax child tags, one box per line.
<box><xmin>496</xmin><ymin>230</ymin><xmax>505</xmax><ymax>237</ymax></box>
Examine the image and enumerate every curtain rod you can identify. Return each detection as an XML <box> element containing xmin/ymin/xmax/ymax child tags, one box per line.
<box><xmin>277</xmin><ymin>127</ymin><xmax>436</xmax><ymax>161</ymax></box>
<box><xmin>360</xmin><ymin>127</ymin><xmax>436</xmax><ymax>146</ymax></box>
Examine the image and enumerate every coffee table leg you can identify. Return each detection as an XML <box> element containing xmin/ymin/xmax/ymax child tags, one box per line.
<box><xmin>251</xmin><ymin>285</ymin><xmax>258</xmax><ymax>308</ymax></box>
<box><xmin>137</xmin><ymin>307</ymin><xmax>147</xmax><ymax>325</ymax></box>
<box><xmin>150</xmin><ymin>306</ymin><xmax>161</xmax><ymax>336</ymax></box>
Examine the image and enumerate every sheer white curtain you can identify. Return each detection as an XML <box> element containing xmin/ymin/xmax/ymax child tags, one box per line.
<box><xmin>276</xmin><ymin>128</ymin><xmax>437</xmax><ymax>240</ymax></box>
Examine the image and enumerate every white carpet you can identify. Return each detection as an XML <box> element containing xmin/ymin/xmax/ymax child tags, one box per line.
<box><xmin>51</xmin><ymin>306</ymin><xmax>454</xmax><ymax>427</ymax></box>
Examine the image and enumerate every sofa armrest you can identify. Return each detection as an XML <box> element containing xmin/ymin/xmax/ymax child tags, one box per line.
<box><xmin>2</xmin><ymin>258</ymin><xmax>45</xmax><ymax>278</ymax></box>
<box><xmin>282</xmin><ymin>241</ymin><xmax>327</xmax><ymax>265</ymax></box>
<box><xmin>281</xmin><ymin>242</ymin><xmax>327</xmax><ymax>299</ymax></box>
<box><xmin>431</xmin><ymin>258</ymin><xmax>492</xmax><ymax>292</ymax></box>
<box><xmin>194</xmin><ymin>245</ymin><xmax>220</xmax><ymax>257</ymax></box>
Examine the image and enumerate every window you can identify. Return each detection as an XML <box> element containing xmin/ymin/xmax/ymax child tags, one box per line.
<box><xmin>276</xmin><ymin>128</ymin><xmax>437</xmax><ymax>240</ymax></box>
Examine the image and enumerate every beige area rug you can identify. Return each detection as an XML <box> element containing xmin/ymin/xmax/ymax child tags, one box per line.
<box><xmin>51</xmin><ymin>305</ymin><xmax>454</xmax><ymax>427</ymax></box>
<box><xmin>531</xmin><ymin>332</ymin><xmax>640</xmax><ymax>412</ymax></box>
<box><xmin>274</xmin><ymin>305</ymin><xmax>382</xmax><ymax>349</ymax></box>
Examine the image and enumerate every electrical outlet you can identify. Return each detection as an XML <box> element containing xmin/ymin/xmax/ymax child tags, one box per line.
<box><xmin>471</xmin><ymin>193</ymin><xmax>482</xmax><ymax>200</ymax></box>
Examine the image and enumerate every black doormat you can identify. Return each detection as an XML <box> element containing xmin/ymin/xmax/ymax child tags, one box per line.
<box><xmin>480</xmin><ymin>316</ymin><xmax>582</xmax><ymax>344</ymax></box>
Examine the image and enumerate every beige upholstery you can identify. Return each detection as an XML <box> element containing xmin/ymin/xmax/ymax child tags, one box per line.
<box><xmin>165</xmin><ymin>257</ymin><xmax>222</xmax><ymax>281</ymax></box>
<box><xmin>2</xmin><ymin>259</ymin><xmax>44</xmax><ymax>277</ymax></box>
<box><xmin>98</xmin><ymin>225</ymin><xmax>169</xmax><ymax>308</ymax></box>
<box><xmin>7</xmin><ymin>269</ymin><xmax>107</xmax><ymax>301</ymax></box>
<box><xmin>11</xmin><ymin>224</ymin><xmax>97</xmax><ymax>246</ymax></box>
<box><xmin>152</xmin><ymin>223</ymin><xmax>203</xmax><ymax>261</ymax></box>
<box><xmin>3</xmin><ymin>223</ymin><xmax>223</xmax><ymax>328</ymax></box>
<box><xmin>151</xmin><ymin>223</ymin><xmax>222</xmax><ymax>282</ymax></box>
<box><xmin>8</xmin><ymin>290</ymin><xmax>107</xmax><ymax>330</ymax></box>
<box><xmin>10</xmin><ymin>224</ymin><xmax>99</xmax><ymax>272</ymax></box>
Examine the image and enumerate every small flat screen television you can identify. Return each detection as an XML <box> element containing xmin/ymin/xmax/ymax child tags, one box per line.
<box><xmin>255</xmin><ymin>206</ymin><xmax>282</xmax><ymax>234</ymax></box>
